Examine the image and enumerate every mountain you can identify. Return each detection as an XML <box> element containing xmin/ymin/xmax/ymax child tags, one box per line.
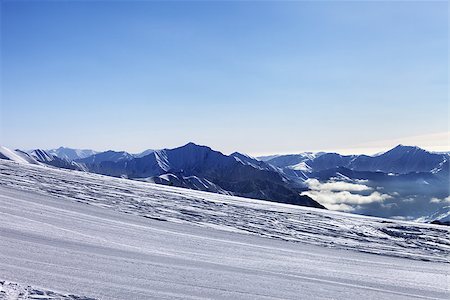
<box><xmin>230</xmin><ymin>152</ymin><xmax>279</xmax><ymax>172</ymax></box>
<box><xmin>261</xmin><ymin>145</ymin><xmax>449</xmax><ymax>221</ymax></box>
<box><xmin>0</xmin><ymin>146</ymin><xmax>39</xmax><ymax>165</ymax></box>
<box><xmin>260</xmin><ymin>152</ymin><xmax>324</xmax><ymax>169</ymax></box>
<box><xmin>432</xmin><ymin>158</ymin><xmax>449</xmax><ymax>177</ymax></box>
<box><xmin>76</xmin><ymin>150</ymin><xmax>134</xmax><ymax>164</ymax></box>
<box><xmin>133</xmin><ymin>149</ymin><xmax>155</xmax><ymax>158</ymax></box>
<box><xmin>0</xmin><ymin>146</ymin><xmax>85</xmax><ymax>171</ymax></box>
<box><xmin>263</xmin><ymin>145</ymin><xmax>448</xmax><ymax>175</ymax></box>
<box><xmin>348</xmin><ymin>145</ymin><xmax>447</xmax><ymax>174</ymax></box>
<box><xmin>417</xmin><ymin>206</ymin><xmax>450</xmax><ymax>226</ymax></box>
<box><xmin>47</xmin><ymin>147</ymin><xmax>98</xmax><ymax>161</ymax></box>
<box><xmin>4</xmin><ymin>142</ymin><xmax>448</xmax><ymax>221</ymax></box>
<box><xmin>303</xmin><ymin>153</ymin><xmax>356</xmax><ymax>172</ymax></box>
<box><xmin>78</xmin><ymin>143</ymin><xmax>323</xmax><ymax>208</ymax></box>
<box><xmin>29</xmin><ymin>149</ymin><xmax>85</xmax><ymax>171</ymax></box>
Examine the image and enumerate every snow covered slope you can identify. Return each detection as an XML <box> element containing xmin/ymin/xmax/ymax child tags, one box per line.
<box><xmin>0</xmin><ymin>159</ymin><xmax>448</xmax><ymax>262</ymax></box>
<box><xmin>0</xmin><ymin>160</ymin><xmax>449</xmax><ymax>299</ymax></box>
<box><xmin>0</xmin><ymin>146</ymin><xmax>39</xmax><ymax>165</ymax></box>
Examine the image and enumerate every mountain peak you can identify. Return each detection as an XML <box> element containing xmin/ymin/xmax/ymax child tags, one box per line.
<box><xmin>389</xmin><ymin>144</ymin><xmax>426</xmax><ymax>154</ymax></box>
<box><xmin>394</xmin><ymin>144</ymin><xmax>421</xmax><ymax>149</ymax></box>
<box><xmin>175</xmin><ymin>142</ymin><xmax>213</xmax><ymax>152</ymax></box>
<box><xmin>184</xmin><ymin>142</ymin><xmax>204</xmax><ymax>148</ymax></box>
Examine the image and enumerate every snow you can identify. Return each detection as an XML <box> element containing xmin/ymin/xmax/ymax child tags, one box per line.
<box><xmin>417</xmin><ymin>206</ymin><xmax>450</xmax><ymax>224</ymax></box>
<box><xmin>29</xmin><ymin>149</ymin><xmax>54</xmax><ymax>163</ymax></box>
<box><xmin>290</xmin><ymin>161</ymin><xmax>312</xmax><ymax>172</ymax></box>
<box><xmin>0</xmin><ymin>281</ymin><xmax>93</xmax><ymax>299</ymax></box>
<box><xmin>0</xmin><ymin>147</ymin><xmax>39</xmax><ymax>165</ymax></box>
<box><xmin>154</xmin><ymin>150</ymin><xmax>171</xmax><ymax>171</ymax></box>
<box><xmin>0</xmin><ymin>159</ymin><xmax>449</xmax><ymax>299</ymax></box>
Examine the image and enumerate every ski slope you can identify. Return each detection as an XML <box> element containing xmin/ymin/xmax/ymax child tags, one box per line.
<box><xmin>0</xmin><ymin>160</ymin><xmax>449</xmax><ymax>299</ymax></box>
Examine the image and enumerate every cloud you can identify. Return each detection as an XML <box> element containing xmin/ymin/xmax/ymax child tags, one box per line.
<box><xmin>430</xmin><ymin>196</ymin><xmax>450</xmax><ymax>204</ymax></box>
<box><xmin>302</xmin><ymin>179</ymin><xmax>392</xmax><ymax>211</ymax></box>
<box><xmin>324</xmin><ymin>203</ymin><xmax>355</xmax><ymax>212</ymax></box>
<box><xmin>402</xmin><ymin>197</ymin><xmax>415</xmax><ymax>203</ymax></box>
<box><xmin>391</xmin><ymin>216</ymin><xmax>415</xmax><ymax>221</ymax></box>
<box><xmin>305</xmin><ymin>178</ymin><xmax>372</xmax><ymax>192</ymax></box>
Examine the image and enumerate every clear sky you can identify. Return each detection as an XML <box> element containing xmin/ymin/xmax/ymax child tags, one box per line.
<box><xmin>1</xmin><ymin>1</ymin><xmax>448</xmax><ymax>156</ymax></box>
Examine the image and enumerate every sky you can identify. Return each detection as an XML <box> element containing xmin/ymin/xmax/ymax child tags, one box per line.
<box><xmin>1</xmin><ymin>1</ymin><xmax>448</xmax><ymax>156</ymax></box>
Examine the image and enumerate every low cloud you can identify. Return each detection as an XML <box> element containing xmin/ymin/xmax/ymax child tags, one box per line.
<box><xmin>305</xmin><ymin>178</ymin><xmax>372</xmax><ymax>192</ymax></box>
<box><xmin>430</xmin><ymin>196</ymin><xmax>450</xmax><ymax>204</ymax></box>
<box><xmin>302</xmin><ymin>179</ymin><xmax>392</xmax><ymax>211</ymax></box>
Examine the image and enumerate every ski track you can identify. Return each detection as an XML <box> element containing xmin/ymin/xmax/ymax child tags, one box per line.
<box><xmin>0</xmin><ymin>160</ymin><xmax>449</xmax><ymax>299</ymax></box>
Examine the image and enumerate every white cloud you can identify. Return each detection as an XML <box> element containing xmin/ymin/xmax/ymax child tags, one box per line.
<box><xmin>402</xmin><ymin>198</ymin><xmax>415</xmax><ymax>203</ymax></box>
<box><xmin>302</xmin><ymin>179</ymin><xmax>392</xmax><ymax>211</ymax></box>
<box><xmin>305</xmin><ymin>178</ymin><xmax>372</xmax><ymax>192</ymax></box>
<box><xmin>430</xmin><ymin>196</ymin><xmax>450</xmax><ymax>204</ymax></box>
<box><xmin>354</xmin><ymin>179</ymin><xmax>369</xmax><ymax>184</ymax></box>
<box><xmin>324</xmin><ymin>203</ymin><xmax>355</xmax><ymax>212</ymax></box>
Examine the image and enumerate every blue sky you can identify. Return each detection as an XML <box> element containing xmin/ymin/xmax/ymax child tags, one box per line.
<box><xmin>1</xmin><ymin>1</ymin><xmax>448</xmax><ymax>155</ymax></box>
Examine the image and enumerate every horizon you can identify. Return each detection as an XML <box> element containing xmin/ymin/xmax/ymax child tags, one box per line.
<box><xmin>2</xmin><ymin>139</ymin><xmax>449</xmax><ymax>158</ymax></box>
<box><xmin>1</xmin><ymin>1</ymin><xmax>448</xmax><ymax>157</ymax></box>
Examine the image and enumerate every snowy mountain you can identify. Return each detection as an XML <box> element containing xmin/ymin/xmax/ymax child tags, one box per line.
<box><xmin>0</xmin><ymin>146</ymin><xmax>87</xmax><ymax>171</ymax></box>
<box><xmin>0</xmin><ymin>146</ymin><xmax>40</xmax><ymax>165</ymax></box>
<box><xmin>259</xmin><ymin>145</ymin><xmax>449</xmax><ymax>220</ymax></box>
<box><xmin>47</xmin><ymin>147</ymin><xmax>98</xmax><ymax>161</ymax></box>
<box><xmin>76</xmin><ymin>150</ymin><xmax>134</xmax><ymax>164</ymax></box>
<box><xmin>348</xmin><ymin>145</ymin><xmax>447</xmax><ymax>174</ymax></box>
<box><xmin>29</xmin><ymin>149</ymin><xmax>86</xmax><ymax>171</ymax></box>
<box><xmin>133</xmin><ymin>149</ymin><xmax>155</xmax><ymax>158</ymax></box>
<box><xmin>431</xmin><ymin>158</ymin><xmax>449</xmax><ymax>177</ymax></box>
<box><xmin>230</xmin><ymin>152</ymin><xmax>279</xmax><ymax>172</ymax></box>
<box><xmin>260</xmin><ymin>152</ymin><xmax>324</xmax><ymax>168</ymax></box>
<box><xmin>262</xmin><ymin>145</ymin><xmax>448</xmax><ymax>174</ymax></box>
<box><xmin>417</xmin><ymin>205</ymin><xmax>450</xmax><ymax>226</ymax></box>
<box><xmin>77</xmin><ymin>143</ymin><xmax>323</xmax><ymax>208</ymax></box>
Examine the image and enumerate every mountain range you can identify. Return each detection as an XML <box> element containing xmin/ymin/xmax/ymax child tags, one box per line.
<box><xmin>0</xmin><ymin>143</ymin><xmax>322</xmax><ymax>208</ymax></box>
<box><xmin>262</xmin><ymin>145</ymin><xmax>447</xmax><ymax>174</ymax></box>
<box><xmin>0</xmin><ymin>143</ymin><xmax>448</xmax><ymax>223</ymax></box>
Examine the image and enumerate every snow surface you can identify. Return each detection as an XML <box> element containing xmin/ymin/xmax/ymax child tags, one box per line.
<box><xmin>0</xmin><ymin>160</ymin><xmax>449</xmax><ymax>299</ymax></box>
<box><xmin>0</xmin><ymin>280</ymin><xmax>93</xmax><ymax>299</ymax></box>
